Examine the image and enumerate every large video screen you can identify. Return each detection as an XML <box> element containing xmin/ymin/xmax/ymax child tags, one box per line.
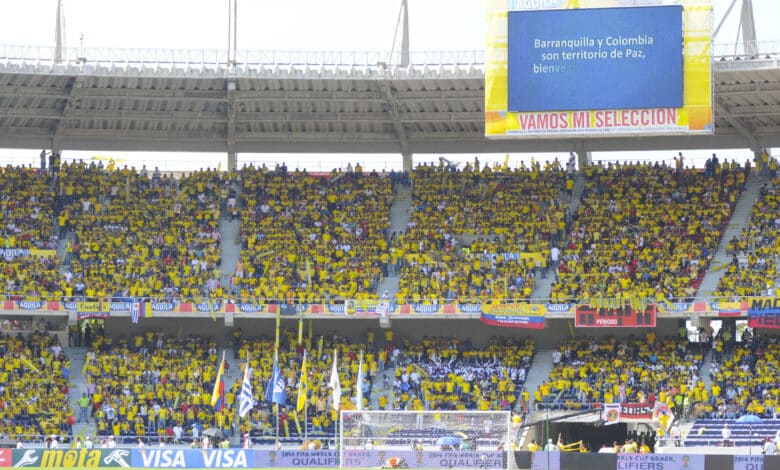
<box><xmin>485</xmin><ymin>0</ymin><xmax>713</xmax><ymax>138</ymax></box>
<box><xmin>507</xmin><ymin>6</ymin><xmax>683</xmax><ymax>112</ymax></box>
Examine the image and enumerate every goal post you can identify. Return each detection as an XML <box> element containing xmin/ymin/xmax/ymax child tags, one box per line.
<box><xmin>339</xmin><ymin>410</ymin><xmax>513</xmax><ymax>469</ymax></box>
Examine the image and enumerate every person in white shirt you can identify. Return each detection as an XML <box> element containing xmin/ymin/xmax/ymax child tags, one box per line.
<box><xmin>722</xmin><ymin>423</ymin><xmax>731</xmax><ymax>447</ymax></box>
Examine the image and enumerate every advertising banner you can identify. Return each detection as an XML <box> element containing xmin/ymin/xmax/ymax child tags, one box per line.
<box><xmin>480</xmin><ymin>303</ymin><xmax>545</xmax><ymax>329</ymax></box>
<box><xmin>575</xmin><ymin>304</ymin><xmax>656</xmax><ymax>327</ymax></box>
<box><xmin>617</xmin><ymin>453</ymin><xmax>704</xmax><ymax>470</ymax></box>
<box><xmin>76</xmin><ymin>301</ymin><xmax>110</xmax><ymax>320</ymax></box>
<box><xmin>12</xmin><ymin>449</ymin><xmax>131</xmax><ymax>468</ymax></box>
<box><xmin>254</xmin><ymin>450</ymin><xmax>339</xmax><ymax>468</ymax></box>
<box><xmin>734</xmin><ymin>455</ymin><xmax>764</xmax><ymax>470</ymax></box>
<box><xmin>531</xmin><ymin>451</ymin><xmax>560</xmax><ymax>470</ymax></box>
<box><xmin>485</xmin><ymin>0</ymin><xmax>712</xmax><ymax>138</ymax></box>
<box><xmin>131</xmin><ymin>449</ymin><xmax>253</xmax><ymax>468</ymax></box>
<box><xmin>747</xmin><ymin>297</ymin><xmax>780</xmax><ymax>329</ymax></box>
<box><xmin>341</xmin><ymin>450</ymin><xmax>506</xmax><ymax>469</ymax></box>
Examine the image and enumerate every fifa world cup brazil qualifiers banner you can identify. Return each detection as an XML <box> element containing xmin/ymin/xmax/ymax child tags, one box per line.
<box><xmin>485</xmin><ymin>0</ymin><xmax>713</xmax><ymax>137</ymax></box>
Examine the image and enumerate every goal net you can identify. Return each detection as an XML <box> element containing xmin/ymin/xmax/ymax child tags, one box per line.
<box><xmin>340</xmin><ymin>410</ymin><xmax>511</xmax><ymax>452</ymax></box>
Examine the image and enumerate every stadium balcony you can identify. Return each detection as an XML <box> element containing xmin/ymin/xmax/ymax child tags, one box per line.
<box><xmin>551</xmin><ymin>162</ymin><xmax>745</xmax><ymax>304</ymax></box>
<box><xmin>706</xmin><ymin>338</ymin><xmax>779</xmax><ymax>424</ymax></box>
<box><xmin>234</xmin><ymin>165</ymin><xmax>391</xmax><ymax>303</ymax></box>
<box><xmin>393</xmin><ymin>163</ymin><xmax>567</xmax><ymax>304</ymax></box>
<box><xmin>536</xmin><ymin>335</ymin><xmax>703</xmax><ymax>412</ymax></box>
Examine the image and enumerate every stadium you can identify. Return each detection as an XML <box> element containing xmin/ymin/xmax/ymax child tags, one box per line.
<box><xmin>0</xmin><ymin>0</ymin><xmax>779</xmax><ymax>469</ymax></box>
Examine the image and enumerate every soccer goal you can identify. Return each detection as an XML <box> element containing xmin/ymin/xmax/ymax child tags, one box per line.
<box><xmin>339</xmin><ymin>410</ymin><xmax>512</xmax><ymax>469</ymax></box>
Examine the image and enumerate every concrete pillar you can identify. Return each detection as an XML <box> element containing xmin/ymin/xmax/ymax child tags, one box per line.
<box><xmin>576</xmin><ymin>148</ymin><xmax>591</xmax><ymax>171</ymax></box>
<box><xmin>402</xmin><ymin>153</ymin><xmax>413</xmax><ymax>173</ymax></box>
<box><xmin>227</xmin><ymin>152</ymin><xmax>237</xmax><ymax>172</ymax></box>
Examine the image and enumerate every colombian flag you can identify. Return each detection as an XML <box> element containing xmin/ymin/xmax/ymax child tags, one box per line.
<box><xmin>211</xmin><ymin>353</ymin><xmax>226</xmax><ymax>411</ymax></box>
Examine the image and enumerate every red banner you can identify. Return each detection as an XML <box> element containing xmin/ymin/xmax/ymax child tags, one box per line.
<box><xmin>575</xmin><ymin>304</ymin><xmax>656</xmax><ymax>328</ymax></box>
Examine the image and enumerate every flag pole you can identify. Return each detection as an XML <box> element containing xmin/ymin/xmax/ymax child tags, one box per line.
<box><xmin>303</xmin><ymin>350</ymin><xmax>308</xmax><ymax>444</ymax></box>
<box><xmin>278</xmin><ymin>309</ymin><xmax>281</xmax><ymax>447</ymax></box>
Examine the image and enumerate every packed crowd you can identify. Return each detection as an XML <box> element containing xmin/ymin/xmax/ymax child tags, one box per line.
<box><xmin>234</xmin><ymin>164</ymin><xmax>392</xmax><ymax>302</ymax></box>
<box><xmin>537</xmin><ymin>333</ymin><xmax>706</xmax><ymax>416</ymax></box>
<box><xmin>392</xmin><ymin>160</ymin><xmax>569</xmax><ymax>303</ymax></box>
<box><xmin>82</xmin><ymin>332</ymin><xmax>226</xmax><ymax>443</ymax></box>
<box><xmin>60</xmin><ymin>162</ymin><xmax>227</xmax><ymax>300</ymax></box>
<box><xmin>388</xmin><ymin>336</ymin><xmax>534</xmax><ymax>412</ymax></box>
<box><xmin>551</xmin><ymin>160</ymin><xmax>744</xmax><ymax>303</ymax></box>
<box><xmin>0</xmin><ymin>332</ymin><xmax>73</xmax><ymax>443</ymax></box>
<box><xmin>715</xmin><ymin>181</ymin><xmax>780</xmax><ymax>298</ymax></box>
<box><xmin>705</xmin><ymin>333</ymin><xmax>779</xmax><ymax>419</ymax></box>
<box><xmin>0</xmin><ymin>165</ymin><xmax>60</xmax><ymax>299</ymax></box>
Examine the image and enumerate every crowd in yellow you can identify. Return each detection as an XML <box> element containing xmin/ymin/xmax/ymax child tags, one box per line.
<box><xmin>0</xmin><ymin>332</ymin><xmax>73</xmax><ymax>443</ymax></box>
<box><xmin>537</xmin><ymin>333</ymin><xmax>705</xmax><ymax>418</ymax></box>
<box><xmin>83</xmin><ymin>332</ymin><xmax>227</xmax><ymax>442</ymax></box>
<box><xmin>0</xmin><ymin>166</ymin><xmax>60</xmax><ymax>298</ymax></box>
<box><xmin>708</xmin><ymin>336</ymin><xmax>779</xmax><ymax>419</ymax></box>
<box><xmin>235</xmin><ymin>165</ymin><xmax>391</xmax><ymax>303</ymax></box>
<box><xmin>59</xmin><ymin>162</ymin><xmax>226</xmax><ymax>300</ymax></box>
<box><xmin>551</xmin><ymin>162</ymin><xmax>743</xmax><ymax>303</ymax></box>
<box><xmin>715</xmin><ymin>182</ymin><xmax>780</xmax><ymax>298</ymax></box>
<box><xmin>393</xmin><ymin>161</ymin><xmax>567</xmax><ymax>304</ymax></box>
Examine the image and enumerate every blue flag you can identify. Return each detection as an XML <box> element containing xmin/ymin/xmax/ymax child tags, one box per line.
<box><xmin>265</xmin><ymin>359</ymin><xmax>286</xmax><ymax>405</ymax></box>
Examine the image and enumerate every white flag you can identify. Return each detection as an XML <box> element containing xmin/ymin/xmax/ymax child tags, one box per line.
<box><xmin>356</xmin><ymin>350</ymin><xmax>364</xmax><ymax>411</ymax></box>
<box><xmin>603</xmin><ymin>402</ymin><xmax>620</xmax><ymax>425</ymax></box>
<box><xmin>329</xmin><ymin>348</ymin><xmax>341</xmax><ymax>411</ymax></box>
<box><xmin>238</xmin><ymin>360</ymin><xmax>254</xmax><ymax>418</ymax></box>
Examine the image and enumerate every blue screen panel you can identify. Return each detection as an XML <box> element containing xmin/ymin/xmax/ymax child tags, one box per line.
<box><xmin>507</xmin><ymin>6</ymin><xmax>683</xmax><ymax>112</ymax></box>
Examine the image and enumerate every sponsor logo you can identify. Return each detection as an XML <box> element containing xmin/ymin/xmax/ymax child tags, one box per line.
<box><xmin>327</xmin><ymin>304</ymin><xmax>345</xmax><ymax>314</ymax></box>
<box><xmin>151</xmin><ymin>302</ymin><xmax>174</xmax><ymax>312</ymax></box>
<box><xmin>17</xmin><ymin>301</ymin><xmax>44</xmax><ymax>310</ymax></box>
<box><xmin>136</xmin><ymin>449</ymin><xmax>250</xmax><ymax>468</ymax></box>
<box><xmin>544</xmin><ymin>303</ymin><xmax>571</xmax><ymax>312</ymax></box>
<box><xmin>110</xmin><ymin>302</ymin><xmax>131</xmax><ymax>311</ymax></box>
<box><xmin>413</xmin><ymin>304</ymin><xmax>440</xmax><ymax>314</ymax></box>
<box><xmin>14</xmin><ymin>449</ymin><xmax>111</xmax><ymax>468</ymax></box>
<box><xmin>238</xmin><ymin>303</ymin><xmax>264</xmax><ymax>313</ymax></box>
<box><xmin>458</xmin><ymin>303</ymin><xmax>482</xmax><ymax>313</ymax></box>
<box><xmin>102</xmin><ymin>450</ymin><xmax>130</xmax><ymax>468</ymax></box>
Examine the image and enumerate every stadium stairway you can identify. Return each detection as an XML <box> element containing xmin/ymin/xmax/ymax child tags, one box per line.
<box><xmin>218</xmin><ymin>216</ymin><xmax>241</xmax><ymax>290</ymax></box>
<box><xmin>377</xmin><ymin>182</ymin><xmax>413</xmax><ymax>299</ymax></box>
<box><xmin>696</xmin><ymin>176</ymin><xmax>764</xmax><ymax>297</ymax></box>
<box><xmin>531</xmin><ymin>173</ymin><xmax>585</xmax><ymax>300</ymax></box>
<box><xmin>66</xmin><ymin>346</ymin><xmax>95</xmax><ymax>437</ymax></box>
<box><xmin>519</xmin><ymin>349</ymin><xmax>556</xmax><ymax>416</ymax></box>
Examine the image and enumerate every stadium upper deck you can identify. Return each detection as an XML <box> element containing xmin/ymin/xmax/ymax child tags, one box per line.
<box><xmin>0</xmin><ymin>43</ymin><xmax>779</xmax><ymax>161</ymax></box>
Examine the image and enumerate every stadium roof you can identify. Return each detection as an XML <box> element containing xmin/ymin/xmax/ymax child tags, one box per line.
<box><xmin>0</xmin><ymin>43</ymin><xmax>779</xmax><ymax>156</ymax></box>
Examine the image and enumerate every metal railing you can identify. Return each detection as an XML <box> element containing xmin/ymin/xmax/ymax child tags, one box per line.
<box><xmin>0</xmin><ymin>42</ymin><xmax>778</xmax><ymax>71</ymax></box>
<box><xmin>0</xmin><ymin>45</ymin><xmax>484</xmax><ymax>70</ymax></box>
